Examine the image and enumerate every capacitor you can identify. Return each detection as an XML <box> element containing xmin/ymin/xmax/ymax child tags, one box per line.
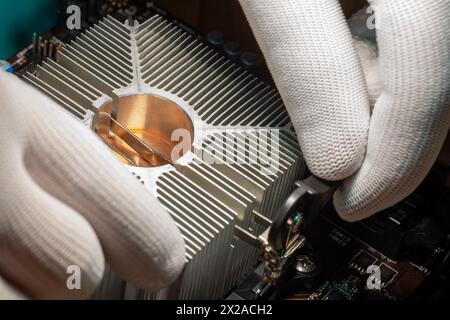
<box><xmin>38</xmin><ymin>36</ymin><xmax>43</xmax><ymax>56</ymax></box>
<box><xmin>240</xmin><ymin>51</ymin><xmax>259</xmax><ymax>68</ymax></box>
<box><xmin>207</xmin><ymin>31</ymin><xmax>224</xmax><ymax>47</ymax></box>
<box><xmin>223</xmin><ymin>41</ymin><xmax>241</xmax><ymax>60</ymax></box>
<box><xmin>49</xmin><ymin>43</ymin><xmax>54</xmax><ymax>60</ymax></box>
<box><xmin>43</xmin><ymin>40</ymin><xmax>48</xmax><ymax>59</ymax></box>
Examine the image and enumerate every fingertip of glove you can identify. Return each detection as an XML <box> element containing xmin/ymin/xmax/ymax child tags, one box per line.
<box><xmin>152</xmin><ymin>224</ymin><xmax>186</xmax><ymax>289</ymax></box>
<box><xmin>78</xmin><ymin>256</ymin><xmax>106</xmax><ymax>299</ymax></box>
<box><xmin>137</xmin><ymin>230</ymin><xmax>186</xmax><ymax>290</ymax></box>
<box><xmin>307</xmin><ymin>149</ymin><xmax>365</xmax><ymax>182</ymax></box>
<box><xmin>112</xmin><ymin>211</ymin><xmax>186</xmax><ymax>291</ymax></box>
<box><xmin>52</xmin><ymin>241</ymin><xmax>106</xmax><ymax>300</ymax></box>
<box><xmin>332</xmin><ymin>185</ymin><xmax>374</xmax><ymax>223</ymax></box>
<box><xmin>156</xmin><ymin>240</ymin><xmax>186</xmax><ymax>289</ymax></box>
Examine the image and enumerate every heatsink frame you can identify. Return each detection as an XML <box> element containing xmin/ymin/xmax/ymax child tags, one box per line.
<box><xmin>24</xmin><ymin>15</ymin><xmax>306</xmax><ymax>299</ymax></box>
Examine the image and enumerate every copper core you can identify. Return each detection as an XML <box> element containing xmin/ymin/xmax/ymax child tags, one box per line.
<box><xmin>93</xmin><ymin>95</ymin><xmax>194</xmax><ymax>167</ymax></box>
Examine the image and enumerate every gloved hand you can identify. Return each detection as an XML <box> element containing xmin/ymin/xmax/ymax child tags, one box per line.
<box><xmin>239</xmin><ymin>0</ymin><xmax>450</xmax><ymax>221</ymax></box>
<box><xmin>0</xmin><ymin>71</ymin><xmax>185</xmax><ymax>299</ymax></box>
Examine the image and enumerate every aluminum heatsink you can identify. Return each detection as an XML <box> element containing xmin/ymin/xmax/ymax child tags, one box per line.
<box><xmin>23</xmin><ymin>15</ymin><xmax>306</xmax><ymax>299</ymax></box>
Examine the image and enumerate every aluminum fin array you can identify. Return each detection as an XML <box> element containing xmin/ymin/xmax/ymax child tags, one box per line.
<box><xmin>25</xmin><ymin>15</ymin><xmax>306</xmax><ymax>299</ymax></box>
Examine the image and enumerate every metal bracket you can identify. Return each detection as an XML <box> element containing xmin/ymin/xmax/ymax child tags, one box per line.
<box><xmin>235</xmin><ymin>175</ymin><xmax>340</xmax><ymax>290</ymax></box>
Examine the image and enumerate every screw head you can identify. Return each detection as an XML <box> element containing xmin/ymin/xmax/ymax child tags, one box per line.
<box><xmin>296</xmin><ymin>255</ymin><xmax>317</xmax><ymax>273</ymax></box>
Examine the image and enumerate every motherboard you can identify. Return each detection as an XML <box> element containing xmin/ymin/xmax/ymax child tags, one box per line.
<box><xmin>229</xmin><ymin>163</ymin><xmax>450</xmax><ymax>300</ymax></box>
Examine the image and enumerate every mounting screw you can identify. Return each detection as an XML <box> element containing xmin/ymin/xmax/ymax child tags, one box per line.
<box><xmin>296</xmin><ymin>255</ymin><xmax>317</xmax><ymax>274</ymax></box>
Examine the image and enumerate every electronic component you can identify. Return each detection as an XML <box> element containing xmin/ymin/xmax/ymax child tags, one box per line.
<box><xmin>206</xmin><ymin>31</ymin><xmax>224</xmax><ymax>47</ymax></box>
<box><xmin>223</xmin><ymin>41</ymin><xmax>241</xmax><ymax>60</ymax></box>
<box><xmin>323</xmin><ymin>288</ymin><xmax>349</xmax><ymax>300</ymax></box>
<box><xmin>240</xmin><ymin>51</ymin><xmax>259</xmax><ymax>68</ymax></box>
<box><xmin>379</xmin><ymin>263</ymin><xmax>398</xmax><ymax>288</ymax></box>
<box><xmin>228</xmin><ymin>163</ymin><xmax>450</xmax><ymax>300</ymax></box>
<box><xmin>350</xmin><ymin>250</ymin><xmax>377</xmax><ymax>273</ymax></box>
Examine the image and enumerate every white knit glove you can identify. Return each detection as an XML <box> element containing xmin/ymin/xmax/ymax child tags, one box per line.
<box><xmin>239</xmin><ymin>0</ymin><xmax>450</xmax><ymax>221</ymax></box>
<box><xmin>0</xmin><ymin>71</ymin><xmax>185</xmax><ymax>299</ymax></box>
